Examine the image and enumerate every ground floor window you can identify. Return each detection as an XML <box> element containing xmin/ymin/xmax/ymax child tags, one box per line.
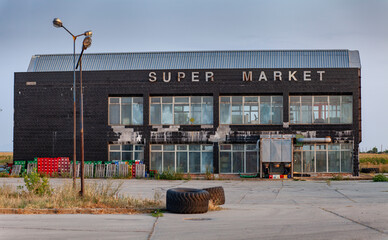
<box><xmin>109</xmin><ymin>144</ymin><xmax>144</xmax><ymax>161</ymax></box>
<box><xmin>219</xmin><ymin>144</ymin><xmax>258</xmax><ymax>173</ymax></box>
<box><xmin>293</xmin><ymin>143</ymin><xmax>352</xmax><ymax>173</ymax></box>
<box><xmin>150</xmin><ymin>144</ymin><xmax>213</xmax><ymax>173</ymax></box>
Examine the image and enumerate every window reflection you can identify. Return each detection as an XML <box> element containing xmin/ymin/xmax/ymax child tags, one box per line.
<box><xmin>219</xmin><ymin>144</ymin><xmax>258</xmax><ymax>173</ymax></box>
<box><xmin>109</xmin><ymin>97</ymin><xmax>143</xmax><ymax>125</ymax></box>
<box><xmin>293</xmin><ymin>143</ymin><xmax>352</xmax><ymax>173</ymax></box>
<box><xmin>289</xmin><ymin>96</ymin><xmax>352</xmax><ymax>124</ymax></box>
<box><xmin>220</xmin><ymin>96</ymin><xmax>283</xmax><ymax>125</ymax></box>
<box><xmin>150</xmin><ymin>144</ymin><xmax>213</xmax><ymax>173</ymax></box>
<box><xmin>150</xmin><ymin>96</ymin><xmax>213</xmax><ymax>125</ymax></box>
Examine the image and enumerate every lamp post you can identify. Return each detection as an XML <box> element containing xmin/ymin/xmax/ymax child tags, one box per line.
<box><xmin>76</xmin><ymin>36</ymin><xmax>92</xmax><ymax>196</ymax></box>
<box><xmin>53</xmin><ymin>18</ymin><xmax>92</xmax><ymax>188</ymax></box>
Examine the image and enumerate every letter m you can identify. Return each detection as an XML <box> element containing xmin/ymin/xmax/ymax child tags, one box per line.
<box><xmin>242</xmin><ymin>71</ymin><xmax>253</xmax><ymax>81</ymax></box>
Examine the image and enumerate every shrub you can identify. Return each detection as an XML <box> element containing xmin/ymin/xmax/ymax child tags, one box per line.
<box><xmin>372</xmin><ymin>174</ymin><xmax>388</xmax><ymax>182</ymax></box>
<box><xmin>205</xmin><ymin>167</ymin><xmax>214</xmax><ymax>180</ymax></box>
<box><xmin>23</xmin><ymin>169</ymin><xmax>52</xmax><ymax>196</ymax></box>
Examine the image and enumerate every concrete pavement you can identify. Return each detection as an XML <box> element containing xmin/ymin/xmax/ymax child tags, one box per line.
<box><xmin>0</xmin><ymin>178</ymin><xmax>387</xmax><ymax>240</ymax></box>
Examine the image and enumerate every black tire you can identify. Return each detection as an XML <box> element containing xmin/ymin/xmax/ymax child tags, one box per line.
<box><xmin>166</xmin><ymin>188</ymin><xmax>210</xmax><ymax>214</ymax></box>
<box><xmin>203</xmin><ymin>186</ymin><xmax>225</xmax><ymax>205</ymax></box>
<box><xmin>361</xmin><ymin>168</ymin><xmax>379</xmax><ymax>173</ymax></box>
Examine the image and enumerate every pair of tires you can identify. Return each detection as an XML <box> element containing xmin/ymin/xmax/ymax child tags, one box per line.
<box><xmin>166</xmin><ymin>186</ymin><xmax>225</xmax><ymax>214</ymax></box>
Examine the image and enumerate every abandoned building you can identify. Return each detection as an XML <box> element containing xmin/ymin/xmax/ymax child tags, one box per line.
<box><xmin>14</xmin><ymin>50</ymin><xmax>361</xmax><ymax>177</ymax></box>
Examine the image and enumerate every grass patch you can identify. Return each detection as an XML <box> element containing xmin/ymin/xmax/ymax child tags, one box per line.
<box><xmin>0</xmin><ymin>152</ymin><xmax>12</xmax><ymax>165</ymax></box>
<box><xmin>372</xmin><ymin>174</ymin><xmax>388</xmax><ymax>182</ymax></box>
<box><xmin>208</xmin><ymin>201</ymin><xmax>223</xmax><ymax>211</ymax></box>
<box><xmin>360</xmin><ymin>153</ymin><xmax>388</xmax><ymax>164</ymax></box>
<box><xmin>0</xmin><ymin>175</ymin><xmax>163</xmax><ymax>210</ymax></box>
<box><xmin>151</xmin><ymin>209</ymin><xmax>164</xmax><ymax>217</ymax></box>
<box><xmin>359</xmin><ymin>154</ymin><xmax>388</xmax><ymax>173</ymax></box>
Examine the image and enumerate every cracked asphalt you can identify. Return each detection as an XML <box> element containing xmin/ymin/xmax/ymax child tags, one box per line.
<box><xmin>0</xmin><ymin>178</ymin><xmax>387</xmax><ymax>240</ymax></box>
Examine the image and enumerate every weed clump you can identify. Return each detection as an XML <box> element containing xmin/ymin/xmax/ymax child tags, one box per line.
<box><xmin>330</xmin><ymin>175</ymin><xmax>343</xmax><ymax>181</ymax></box>
<box><xmin>156</xmin><ymin>169</ymin><xmax>185</xmax><ymax>180</ymax></box>
<box><xmin>372</xmin><ymin>174</ymin><xmax>388</xmax><ymax>182</ymax></box>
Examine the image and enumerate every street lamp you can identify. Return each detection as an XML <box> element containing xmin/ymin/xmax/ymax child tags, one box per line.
<box><xmin>76</xmin><ymin>36</ymin><xmax>92</xmax><ymax>196</ymax></box>
<box><xmin>53</xmin><ymin>18</ymin><xmax>92</xmax><ymax>187</ymax></box>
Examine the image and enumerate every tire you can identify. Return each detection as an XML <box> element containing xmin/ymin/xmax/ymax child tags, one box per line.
<box><xmin>166</xmin><ymin>188</ymin><xmax>210</xmax><ymax>214</ymax></box>
<box><xmin>203</xmin><ymin>186</ymin><xmax>225</xmax><ymax>205</ymax></box>
<box><xmin>361</xmin><ymin>168</ymin><xmax>379</xmax><ymax>173</ymax></box>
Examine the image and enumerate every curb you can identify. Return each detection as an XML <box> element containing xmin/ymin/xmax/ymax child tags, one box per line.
<box><xmin>0</xmin><ymin>208</ymin><xmax>140</xmax><ymax>214</ymax></box>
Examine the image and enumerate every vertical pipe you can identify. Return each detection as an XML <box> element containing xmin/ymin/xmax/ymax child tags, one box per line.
<box><xmin>80</xmin><ymin>58</ymin><xmax>84</xmax><ymax>196</ymax></box>
<box><xmin>73</xmin><ymin>37</ymin><xmax>77</xmax><ymax>188</ymax></box>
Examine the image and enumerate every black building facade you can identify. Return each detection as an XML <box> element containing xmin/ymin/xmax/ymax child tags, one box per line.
<box><xmin>14</xmin><ymin>50</ymin><xmax>361</xmax><ymax>176</ymax></box>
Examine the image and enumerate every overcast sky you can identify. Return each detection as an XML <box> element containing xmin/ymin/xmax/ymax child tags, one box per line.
<box><xmin>0</xmin><ymin>0</ymin><xmax>386</xmax><ymax>152</ymax></box>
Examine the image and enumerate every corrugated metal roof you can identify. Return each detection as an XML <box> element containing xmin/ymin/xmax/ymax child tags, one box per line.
<box><xmin>27</xmin><ymin>50</ymin><xmax>361</xmax><ymax>72</ymax></box>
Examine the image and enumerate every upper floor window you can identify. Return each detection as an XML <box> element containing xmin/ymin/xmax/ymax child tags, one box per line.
<box><xmin>150</xmin><ymin>96</ymin><xmax>213</xmax><ymax>125</ymax></box>
<box><xmin>289</xmin><ymin>96</ymin><xmax>352</xmax><ymax>124</ymax></box>
<box><xmin>109</xmin><ymin>97</ymin><xmax>143</xmax><ymax>125</ymax></box>
<box><xmin>220</xmin><ymin>96</ymin><xmax>283</xmax><ymax>125</ymax></box>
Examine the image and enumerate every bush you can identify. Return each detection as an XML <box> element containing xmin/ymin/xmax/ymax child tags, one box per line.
<box><xmin>23</xmin><ymin>169</ymin><xmax>52</xmax><ymax>196</ymax></box>
<box><xmin>372</xmin><ymin>174</ymin><xmax>388</xmax><ymax>182</ymax></box>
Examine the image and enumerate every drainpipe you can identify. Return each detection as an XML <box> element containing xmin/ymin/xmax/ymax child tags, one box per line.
<box><xmin>256</xmin><ymin>139</ymin><xmax>262</xmax><ymax>178</ymax></box>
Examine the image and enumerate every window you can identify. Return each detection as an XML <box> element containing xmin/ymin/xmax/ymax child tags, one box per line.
<box><xmin>150</xmin><ymin>96</ymin><xmax>213</xmax><ymax>125</ymax></box>
<box><xmin>109</xmin><ymin>97</ymin><xmax>143</xmax><ymax>125</ymax></box>
<box><xmin>150</xmin><ymin>144</ymin><xmax>213</xmax><ymax>173</ymax></box>
<box><xmin>293</xmin><ymin>143</ymin><xmax>352</xmax><ymax>173</ymax></box>
<box><xmin>220</xmin><ymin>96</ymin><xmax>283</xmax><ymax>125</ymax></box>
<box><xmin>219</xmin><ymin>144</ymin><xmax>258</xmax><ymax>173</ymax></box>
<box><xmin>289</xmin><ymin>96</ymin><xmax>352</xmax><ymax>124</ymax></box>
<box><xmin>109</xmin><ymin>144</ymin><xmax>144</xmax><ymax>161</ymax></box>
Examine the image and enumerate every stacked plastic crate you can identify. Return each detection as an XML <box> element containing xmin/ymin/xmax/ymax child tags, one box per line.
<box><xmin>37</xmin><ymin>158</ymin><xmax>59</xmax><ymax>176</ymax></box>
<box><xmin>57</xmin><ymin>157</ymin><xmax>70</xmax><ymax>174</ymax></box>
<box><xmin>13</xmin><ymin>160</ymin><xmax>26</xmax><ymax>174</ymax></box>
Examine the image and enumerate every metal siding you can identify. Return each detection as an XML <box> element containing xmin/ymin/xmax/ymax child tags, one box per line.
<box><xmin>27</xmin><ymin>50</ymin><xmax>358</xmax><ymax>72</ymax></box>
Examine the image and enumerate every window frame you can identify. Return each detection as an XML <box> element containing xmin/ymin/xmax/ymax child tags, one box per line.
<box><xmin>219</xmin><ymin>96</ymin><xmax>283</xmax><ymax>125</ymax></box>
<box><xmin>108</xmin><ymin>97</ymin><xmax>143</xmax><ymax>126</ymax></box>
<box><xmin>150</xmin><ymin>144</ymin><xmax>214</xmax><ymax>173</ymax></box>
<box><xmin>149</xmin><ymin>96</ymin><xmax>213</xmax><ymax>125</ymax></box>
<box><xmin>289</xmin><ymin>95</ymin><xmax>353</xmax><ymax>125</ymax></box>
<box><xmin>219</xmin><ymin>144</ymin><xmax>259</xmax><ymax>174</ymax></box>
<box><xmin>108</xmin><ymin>144</ymin><xmax>144</xmax><ymax>161</ymax></box>
<box><xmin>293</xmin><ymin>143</ymin><xmax>352</xmax><ymax>173</ymax></box>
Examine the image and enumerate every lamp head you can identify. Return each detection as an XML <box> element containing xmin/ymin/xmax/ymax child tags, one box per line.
<box><xmin>84</xmin><ymin>30</ymin><xmax>92</xmax><ymax>37</ymax></box>
<box><xmin>53</xmin><ymin>18</ymin><xmax>63</xmax><ymax>28</ymax></box>
<box><xmin>82</xmin><ymin>36</ymin><xmax>92</xmax><ymax>50</ymax></box>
